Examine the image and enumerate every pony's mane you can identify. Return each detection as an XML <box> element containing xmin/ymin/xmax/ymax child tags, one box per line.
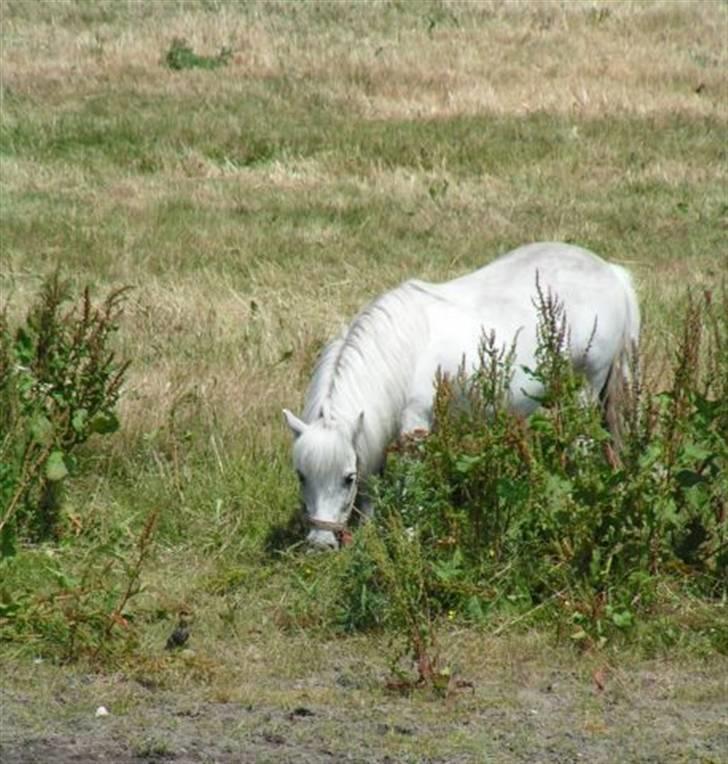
<box><xmin>303</xmin><ymin>283</ymin><xmax>430</xmax><ymax>471</ymax></box>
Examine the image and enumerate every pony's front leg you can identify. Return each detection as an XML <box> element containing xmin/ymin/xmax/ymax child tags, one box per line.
<box><xmin>400</xmin><ymin>398</ymin><xmax>432</xmax><ymax>439</ymax></box>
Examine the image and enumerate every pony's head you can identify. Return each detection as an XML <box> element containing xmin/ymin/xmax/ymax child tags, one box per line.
<box><xmin>283</xmin><ymin>408</ymin><xmax>364</xmax><ymax>550</ymax></box>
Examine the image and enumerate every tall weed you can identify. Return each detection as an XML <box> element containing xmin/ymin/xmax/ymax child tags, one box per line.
<box><xmin>0</xmin><ymin>275</ymin><xmax>129</xmax><ymax>550</ymax></box>
<box><xmin>332</xmin><ymin>287</ymin><xmax>726</xmax><ymax>657</ymax></box>
<box><xmin>0</xmin><ymin>277</ymin><xmax>156</xmax><ymax>662</ymax></box>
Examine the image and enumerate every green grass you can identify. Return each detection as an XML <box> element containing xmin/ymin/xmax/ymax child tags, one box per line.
<box><xmin>4</xmin><ymin>108</ymin><xmax>724</xmax><ymax>265</ymax></box>
<box><xmin>1</xmin><ymin>1</ymin><xmax>727</xmax><ymax>760</ymax></box>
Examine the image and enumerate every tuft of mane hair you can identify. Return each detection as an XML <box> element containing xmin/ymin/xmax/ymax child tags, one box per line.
<box><xmin>302</xmin><ymin>284</ymin><xmax>430</xmax><ymax>474</ymax></box>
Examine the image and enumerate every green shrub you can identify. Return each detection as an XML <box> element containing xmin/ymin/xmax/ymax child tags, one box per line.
<box><xmin>0</xmin><ymin>275</ymin><xmax>129</xmax><ymax>551</ymax></box>
<box><xmin>0</xmin><ymin>276</ymin><xmax>155</xmax><ymax>662</ymax></box>
<box><xmin>164</xmin><ymin>38</ymin><xmax>232</xmax><ymax>71</ymax></box>
<box><xmin>332</xmin><ymin>286</ymin><xmax>727</xmax><ymax>655</ymax></box>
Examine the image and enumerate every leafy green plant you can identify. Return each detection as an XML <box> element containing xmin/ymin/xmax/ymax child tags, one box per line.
<box><xmin>326</xmin><ymin>286</ymin><xmax>727</xmax><ymax>657</ymax></box>
<box><xmin>351</xmin><ymin>519</ymin><xmax>446</xmax><ymax>691</ymax></box>
<box><xmin>0</xmin><ymin>275</ymin><xmax>130</xmax><ymax>552</ymax></box>
<box><xmin>164</xmin><ymin>38</ymin><xmax>232</xmax><ymax>71</ymax></box>
<box><xmin>0</xmin><ymin>277</ymin><xmax>160</xmax><ymax>661</ymax></box>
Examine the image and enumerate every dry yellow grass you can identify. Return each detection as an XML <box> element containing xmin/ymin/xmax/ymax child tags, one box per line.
<box><xmin>2</xmin><ymin>1</ymin><xmax>726</xmax><ymax>119</ymax></box>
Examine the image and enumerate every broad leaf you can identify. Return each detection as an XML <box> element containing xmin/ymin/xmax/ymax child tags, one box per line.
<box><xmin>45</xmin><ymin>451</ymin><xmax>68</xmax><ymax>482</ymax></box>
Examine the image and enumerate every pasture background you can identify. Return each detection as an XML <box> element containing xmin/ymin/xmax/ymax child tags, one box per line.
<box><xmin>1</xmin><ymin>1</ymin><xmax>726</xmax><ymax>762</ymax></box>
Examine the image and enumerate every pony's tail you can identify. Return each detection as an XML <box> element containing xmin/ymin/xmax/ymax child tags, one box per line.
<box><xmin>601</xmin><ymin>264</ymin><xmax>641</xmax><ymax>450</ymax></box>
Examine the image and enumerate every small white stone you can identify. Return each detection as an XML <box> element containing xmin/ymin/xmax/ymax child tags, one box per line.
<box><xmin>95</xmin><ymin>706</ymin><xmax>110</xmax><ymax>718</ymax></box>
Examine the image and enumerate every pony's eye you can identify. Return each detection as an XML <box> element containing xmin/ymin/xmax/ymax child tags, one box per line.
<box><xmin>296</xmin><ymin>471</ymin><xmax>306</xmax><ymax>485</ymax></box>
<box><xmin>343</xmin><ymin>473</ymin><xmax>356</xmax><ymax>487</ymax></box>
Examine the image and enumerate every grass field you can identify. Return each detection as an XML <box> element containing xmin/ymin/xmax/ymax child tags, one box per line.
<box><xmin>1</xmin><ymin>2</ymin><xmax>727</xmax><ymax>762</ymax></box>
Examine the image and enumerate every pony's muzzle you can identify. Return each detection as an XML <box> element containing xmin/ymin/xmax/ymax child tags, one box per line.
<box><xmin>306</xmin><ymin>528</ymin><xmax>339</xmax><ymax>551</ymax></box>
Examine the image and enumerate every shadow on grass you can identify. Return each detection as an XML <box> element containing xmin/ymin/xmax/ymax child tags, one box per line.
<box><xmin>263</xmin><ymin>507</ymin><xmax>308</xmax><ymax>557</ymax></box>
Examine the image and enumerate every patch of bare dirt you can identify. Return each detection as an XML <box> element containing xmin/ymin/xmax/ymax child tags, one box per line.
<box><xmin>2</xmin><ymin>659</ymin><xmax>726</xmax><ymax>763</ymax></box>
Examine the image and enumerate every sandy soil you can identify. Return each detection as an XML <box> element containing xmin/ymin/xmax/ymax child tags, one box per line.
<box><xmin>2</xmin><ymin>657</ymin><xmax>726</xmax><ymax>763</ymax></box>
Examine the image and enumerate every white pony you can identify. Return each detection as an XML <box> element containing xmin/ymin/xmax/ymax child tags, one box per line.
<box><xmin>284</xmin><ymin>242</ymin><xmax>640</xmax><ymax>549</ymax></box>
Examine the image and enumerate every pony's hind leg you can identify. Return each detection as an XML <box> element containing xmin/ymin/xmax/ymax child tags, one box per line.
<box><xmin>598</xmin><ymin>360</ymin><xmax>627</xmax><ymax>449</ymax></box>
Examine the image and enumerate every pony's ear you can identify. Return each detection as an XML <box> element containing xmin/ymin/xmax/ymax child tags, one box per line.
<box><xmin>283</xmin><ymin>409</ymin><xmax>307</xmax><ymax>438</ymax></box>
<box><xmin>351</xmin><ymin>411</ymin><xmax>365</xmax><ymax>450</ymax></box>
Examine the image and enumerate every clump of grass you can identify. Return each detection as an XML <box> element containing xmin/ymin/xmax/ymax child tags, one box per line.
<box><xmin>164</xmin><ymin>38</ymin><xmax>231</xmax><ymax>72</ymax></box>
<box><xmin>0</xmin><ymin>507</ymin><xmax>158</xmax><ymax>663</ymax></box>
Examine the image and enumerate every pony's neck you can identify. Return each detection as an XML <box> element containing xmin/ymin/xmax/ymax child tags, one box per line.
<box><xmin>303</xmin><ymin>284</ymin><xmax>429</xmax><ymax>474</ymax></box>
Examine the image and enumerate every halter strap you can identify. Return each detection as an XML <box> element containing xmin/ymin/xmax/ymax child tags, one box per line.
<box><xmin>305</xmin><ymin>457</ymin><xmax>361</xmax><ymax>538</ymax></box>
<box><xmin>307</xmin><ymin>517</ymin><xmax>348</xmax><ymax>533</ymax></box>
